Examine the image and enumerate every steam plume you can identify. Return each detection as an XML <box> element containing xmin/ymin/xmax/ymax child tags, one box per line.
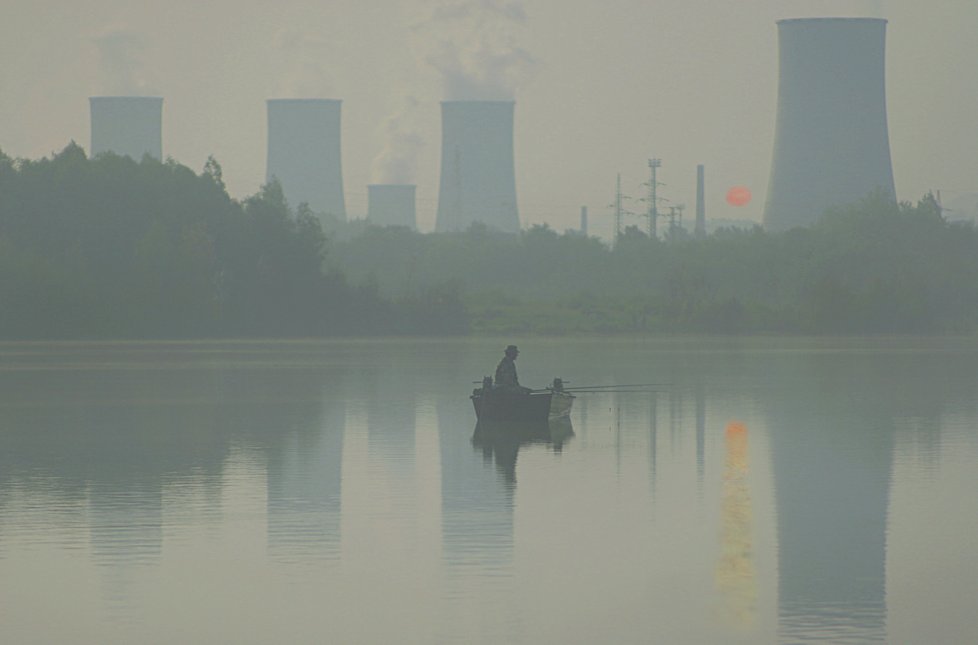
<box><xmin>272</xmin><ymin>28</ymin><xmax>336</xmax><ymax>97</ymax></box>
<box><xmin>93</xmin><ymin>29</ymin><xmax>155</xmax><ymax>95</ymax></box>
<box><xmin>371</xmin><ymin>97</ymin><xmax>424</xmax><ymax>185</ymax></box>
<box><xmin>413</xmin><ymin>0</ymin><xmax>534</xmax><ymax>100</ymax></box>
<box><xmin>777</xmin><ymin>0</ymin><xmax>885</xmax><ymax>19</ymax></box>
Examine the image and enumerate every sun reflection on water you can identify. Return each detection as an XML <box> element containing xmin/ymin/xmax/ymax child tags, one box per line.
<box><xmin>717</xmin><ymin>421</ymin><xmax>756</xmax><ymax>628</ymax></box>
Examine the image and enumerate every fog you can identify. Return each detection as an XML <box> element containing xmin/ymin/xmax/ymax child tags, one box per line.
<box><xmin>4</xmin><ymin>5</ymin><xmax>978</xmax><ymax>642</ymax></box>
<box><xmin>2</xmin><ymin>0</ymin><xmax>976</xmax><ymax>238</ymax></box>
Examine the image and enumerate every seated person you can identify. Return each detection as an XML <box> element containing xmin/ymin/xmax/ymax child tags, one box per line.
<box><xmin>495</xmin><ymin>345</ymin><xmax>531</xmax><ymax>393</ymax></box>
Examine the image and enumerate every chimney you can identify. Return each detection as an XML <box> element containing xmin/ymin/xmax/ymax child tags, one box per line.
<box><xmin>695</xmin><ymin>164</ymin><xmax>706</xmax><ymax>237</ymax></box>
<box><xmin>435</xmin><ymin>101</ymin><xmax>519</xmax><ymax>233</ymax></box>
<box><xmin>367</xmin><ymin>184</ymin><xmax>417</xmax><ymax>229</ymax></box>
<box><xmin>764</xmin><ymin>18</ymin><xmax>895</xmax><ymax>231</ymax></box>
<box><xmin>89</xmin><ymin>96</ymin><xmax>163</xmax><ymax>160</ymax></box>
<box><xmin>580</xmin><ymin>206</ymin><xmax>588</xmax><ymax>236</ymax></box>
<box><xmin>266</xmin><ymin>99</ymin><xmax>346</xmax><ymax>220</ymax></box>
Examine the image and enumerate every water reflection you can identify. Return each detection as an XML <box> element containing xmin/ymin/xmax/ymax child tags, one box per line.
<box><xmin>471</xmin><ymin>418</ymin><xmax>574</xmax><ymax>485</ymax></box>
<box><xmin>263</xmin><ymin>375</ymin><xmax>344</xmax><ymax>562</ymax></box>
<box><xmin>363</xmin><ymin>366</ymin><xmax>416</xmax><ymax>480</ymax></box>
<box><xmin>1</xmin><ymin>339</ymin><xmax>975</xmax><ymax>643</ymax></box>
<box><xmin>696</xmin><ymin>386</ymin><xmax>706</xmax><ymax>487</ymax></box>
<box><xmin>0</xmin><ymin>367</ymin><xmax>227</xmax><ymax>565</ymax></box>
<box><xmin>437</xmin><ymin>396</ymin><xmax>514</xmax><ymax>570</ymax></box>
<box><xmin>716</xmin><ymin>422</ymin><xmax>756</xmax><ymax>628</ymax></box>
<box><xmin>0</xmin><ymin>344</ymin><xmax>345</xmax><ymax>585</ymax></box>
<box><xmin>768</xmin><ymin>368</ymin><xmax>892</xmax><ymax>641</ymax></box>
<box><xmin>648</xmin><ymin>394</ymin><xmax>658</xmax><ymax>491</ymax></box>
<box><xmin>434</xmin><ymin>353</ymin><xmax>523</xmax><ymax>644</ymax></box>
<box><xmin>765</xmin><ymin>348</ymin><xmax>969</xmax><ymax>643</ymax></box>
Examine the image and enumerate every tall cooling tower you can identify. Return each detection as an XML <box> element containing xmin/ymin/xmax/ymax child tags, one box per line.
<box><xmin>764</xmin><ymin>18</ymin><xmax>895</xmax><ymax>231</ymax></box>
<box><xmin>367</xmin><ymin>184</ymin><xmax>417</xmax><ymax>229</ymax></box>
<box><xmin>266</xmin><ymin>99</ymin><xmax>346</xmax><ymax>219</ymax></box>
<box><xmin>89</xmin><ymin>96</ymin><xmax>163</xmax><ymax>160</ymax></box>
<box><xmin>435</xmin><ymin>101</ymin><xmax>519</xmax><ymax>233</ymax></box>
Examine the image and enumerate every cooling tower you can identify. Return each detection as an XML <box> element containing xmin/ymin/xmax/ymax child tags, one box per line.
<box><xmin>764</xmin><ymin>18</ymin><xmax>895</xmax><ymax>231</ymax></box>
<box><xmin>266</xmin><ymin>99</ymin><xmax>346</xmax><ymax>219</ymax></box>
<box><xmin>435</xmin><ymin>101</ymin><xmax>519</xmax><ymax>233</ymax></box>
<box><xmin>367</xmin><ymin>184</ymin><xmax>417</xmax><ymax>229</ymax></box>
<box><xmin>89</xmin><ymin>96</ymin><xmax>163</xmax><ymax>161</ymax></box>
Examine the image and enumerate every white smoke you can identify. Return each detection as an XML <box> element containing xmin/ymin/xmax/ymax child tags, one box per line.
<box><xmin>413</xmin><ymin>0</ymin><xmax>535</xmax><ymax>100</ymax></box>
<box><xmin>93</xmin><ymin>29</ymin><xmax>156</xmax><ymax>95</ymax></box>
<box><xmin>372</xmin><ymin>96</ymin><xmax>425</xmax><ymax>185</ymax></box>
<box><xmin>776</xmin><ymin>0</ymin><xmax>886</xmax><ymax>20</ymax></box>
<box><xmin>272</xmin><ymin>28</ymin><xmax>336</xmax><ymax>97</ymax></box>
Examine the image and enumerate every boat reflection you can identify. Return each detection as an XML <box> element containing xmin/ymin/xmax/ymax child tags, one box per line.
<box><xmin>471</xmin><ymin>418</ymin><xmax>574</xmax><ymax>484</ymax></box>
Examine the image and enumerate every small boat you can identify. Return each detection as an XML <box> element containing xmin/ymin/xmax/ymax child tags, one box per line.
<box><xmin>471</xmin><ymin>377</ymin><xmax>575</xmax><ymax>423</ymax></box>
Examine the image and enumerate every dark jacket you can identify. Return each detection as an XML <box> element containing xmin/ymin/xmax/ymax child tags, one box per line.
<box><xmin>495</xmin><ymin>356</ymin><xmax>519</xmax><ymax>388</ymax></box>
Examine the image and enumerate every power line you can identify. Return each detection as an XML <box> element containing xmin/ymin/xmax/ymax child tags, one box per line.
<box><xmin>609</xmin><ymin>173</ymin><xmax>640</xmax><ymax>247</ymax></box>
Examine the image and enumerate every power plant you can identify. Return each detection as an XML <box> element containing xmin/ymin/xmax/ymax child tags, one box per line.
<box><xmin>72</xmin><ymin>21</ymin><xmax>902</xmax><ymax>238</ymax></box>
<box><xmin>367</xmin><ymin>184</ymin><xmax>417</xmax><ymax>229</ymax></box>
<box><xmin>266</xmin><ymin>99</ymin><xmax>346</xmax><ymax>220</ymax></box>
<box><xmin>764</xmin><ymin>18</ymin><xmax>896</xmax><ymax>231</ymax></box>
<box><xmin>89</xmin><ymin>96</ymin><xmax>163</xmax><ymax>161</ymax></box>
<box><xmin>435</xmin><ymin>101</ymin><xmax>520</xmax><ymax>233</ymax></box>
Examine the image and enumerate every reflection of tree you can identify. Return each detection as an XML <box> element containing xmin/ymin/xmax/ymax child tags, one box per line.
<box><xmin>0</xmin><ymin>344</ymin><xmax>339</xmax><ymax>578</ymax></box>
<box><xmin>0</xmin><ymin>365</ymin><xmax>235</xmax><ymax>563</ymax></box>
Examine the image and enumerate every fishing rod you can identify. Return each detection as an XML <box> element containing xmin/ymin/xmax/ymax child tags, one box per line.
<box><xmin>526</xmin><ymin>384</ymin><xmax>664</xmax><ymax>394</ymax></box>
<box><xmin>559</xmin><ymin>383</ymin><xmax>661</xmax><ymax>391</ymax></box>
<box><xmin>559</xmin><ymin>388</ymin><xmax>662</xmax><ymax>395</ymax></box>
<box><xmin>480</xmin><ymin>380</ymin><xmax>664</xmax><ymax>394</ymax></box>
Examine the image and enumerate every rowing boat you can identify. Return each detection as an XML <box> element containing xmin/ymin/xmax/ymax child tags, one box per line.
<box><xmin>470</xmin><ymin>378</ymin><xmax>574</xmax><ymax>423</ymax></box>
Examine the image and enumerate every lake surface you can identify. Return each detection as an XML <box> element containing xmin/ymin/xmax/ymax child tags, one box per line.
<box><xmin>1</xmin><ymin>338</ymin><xmax>976</xmax><ymax>644</ymax></box>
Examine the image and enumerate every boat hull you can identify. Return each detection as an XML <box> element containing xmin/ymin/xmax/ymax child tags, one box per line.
<box><xmin>471</xmin><ymin>389</ymin><xmax>574</xmax><ymax>424</ymax></box>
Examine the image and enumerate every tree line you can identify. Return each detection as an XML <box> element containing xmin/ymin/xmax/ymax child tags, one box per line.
<box><xmin>3</xmin><ymin>144</ymin><xmax>976</xmax><ymax>338</ymax></box>
<box><xmin>0</xmin><ymin>144</ymin><xmax>466</xmax><ymax>339</ymax></box>
<box><xmin>332</xmin><ymin>192</ymin><xmax>978</xmax><ymax>335</ymax></box>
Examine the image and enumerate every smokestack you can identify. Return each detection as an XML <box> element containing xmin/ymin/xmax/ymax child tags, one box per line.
<box><xmin>367</xmin><ymin>184</ymin><xmax>417</xmax><ymax>229</ymax></box>
<box><xmin>89</xmin><ymin>96</ymin><xmax>163</xmax><ymax>160</ymax></box>
<box><xmin>580</xmin><ymin>206</ymin><xmax>588</xmax><ymax>236</ymax></box>
<box><xmin>695</xmin><ymin>165</ymin><xmax>706</xmax><ymax>237</ymax></box>
<box><xmin>266</xmin><ymin>99</ymin><xmax>346</xmax><ymax>220</ymax></box>
<box><xmin>764</xmin><ymin>18</ymin><xmax>895</xmax><ymax>231</ymax></box>
<box><xmin>435</xmin><ymin>101</ymin><xmax>519</xmax><ymax>233</ymax></box>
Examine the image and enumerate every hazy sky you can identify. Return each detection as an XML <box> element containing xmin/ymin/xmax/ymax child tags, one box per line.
<box><xmin>2</xmin><ymin>0</ymin><xmax>976</xmax><ymax>237</ymax></box>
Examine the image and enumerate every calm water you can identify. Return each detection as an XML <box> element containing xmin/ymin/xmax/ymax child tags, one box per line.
<box><xmin>1</xmin><ymin>338</ymin><xmax>976</xmax><ymax>644</ymax></box>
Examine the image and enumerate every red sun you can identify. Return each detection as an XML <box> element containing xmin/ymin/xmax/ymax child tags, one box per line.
<box><xmin>726</xmin><ymin>186</ymin><xmax>752</xmax><ymax>207</ymax></box>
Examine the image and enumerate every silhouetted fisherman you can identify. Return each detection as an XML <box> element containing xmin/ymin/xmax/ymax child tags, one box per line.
<box><xmin>494</xmin><ymin>345</ymin><xmax>530</xmax><ymax>393</ymax></box>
